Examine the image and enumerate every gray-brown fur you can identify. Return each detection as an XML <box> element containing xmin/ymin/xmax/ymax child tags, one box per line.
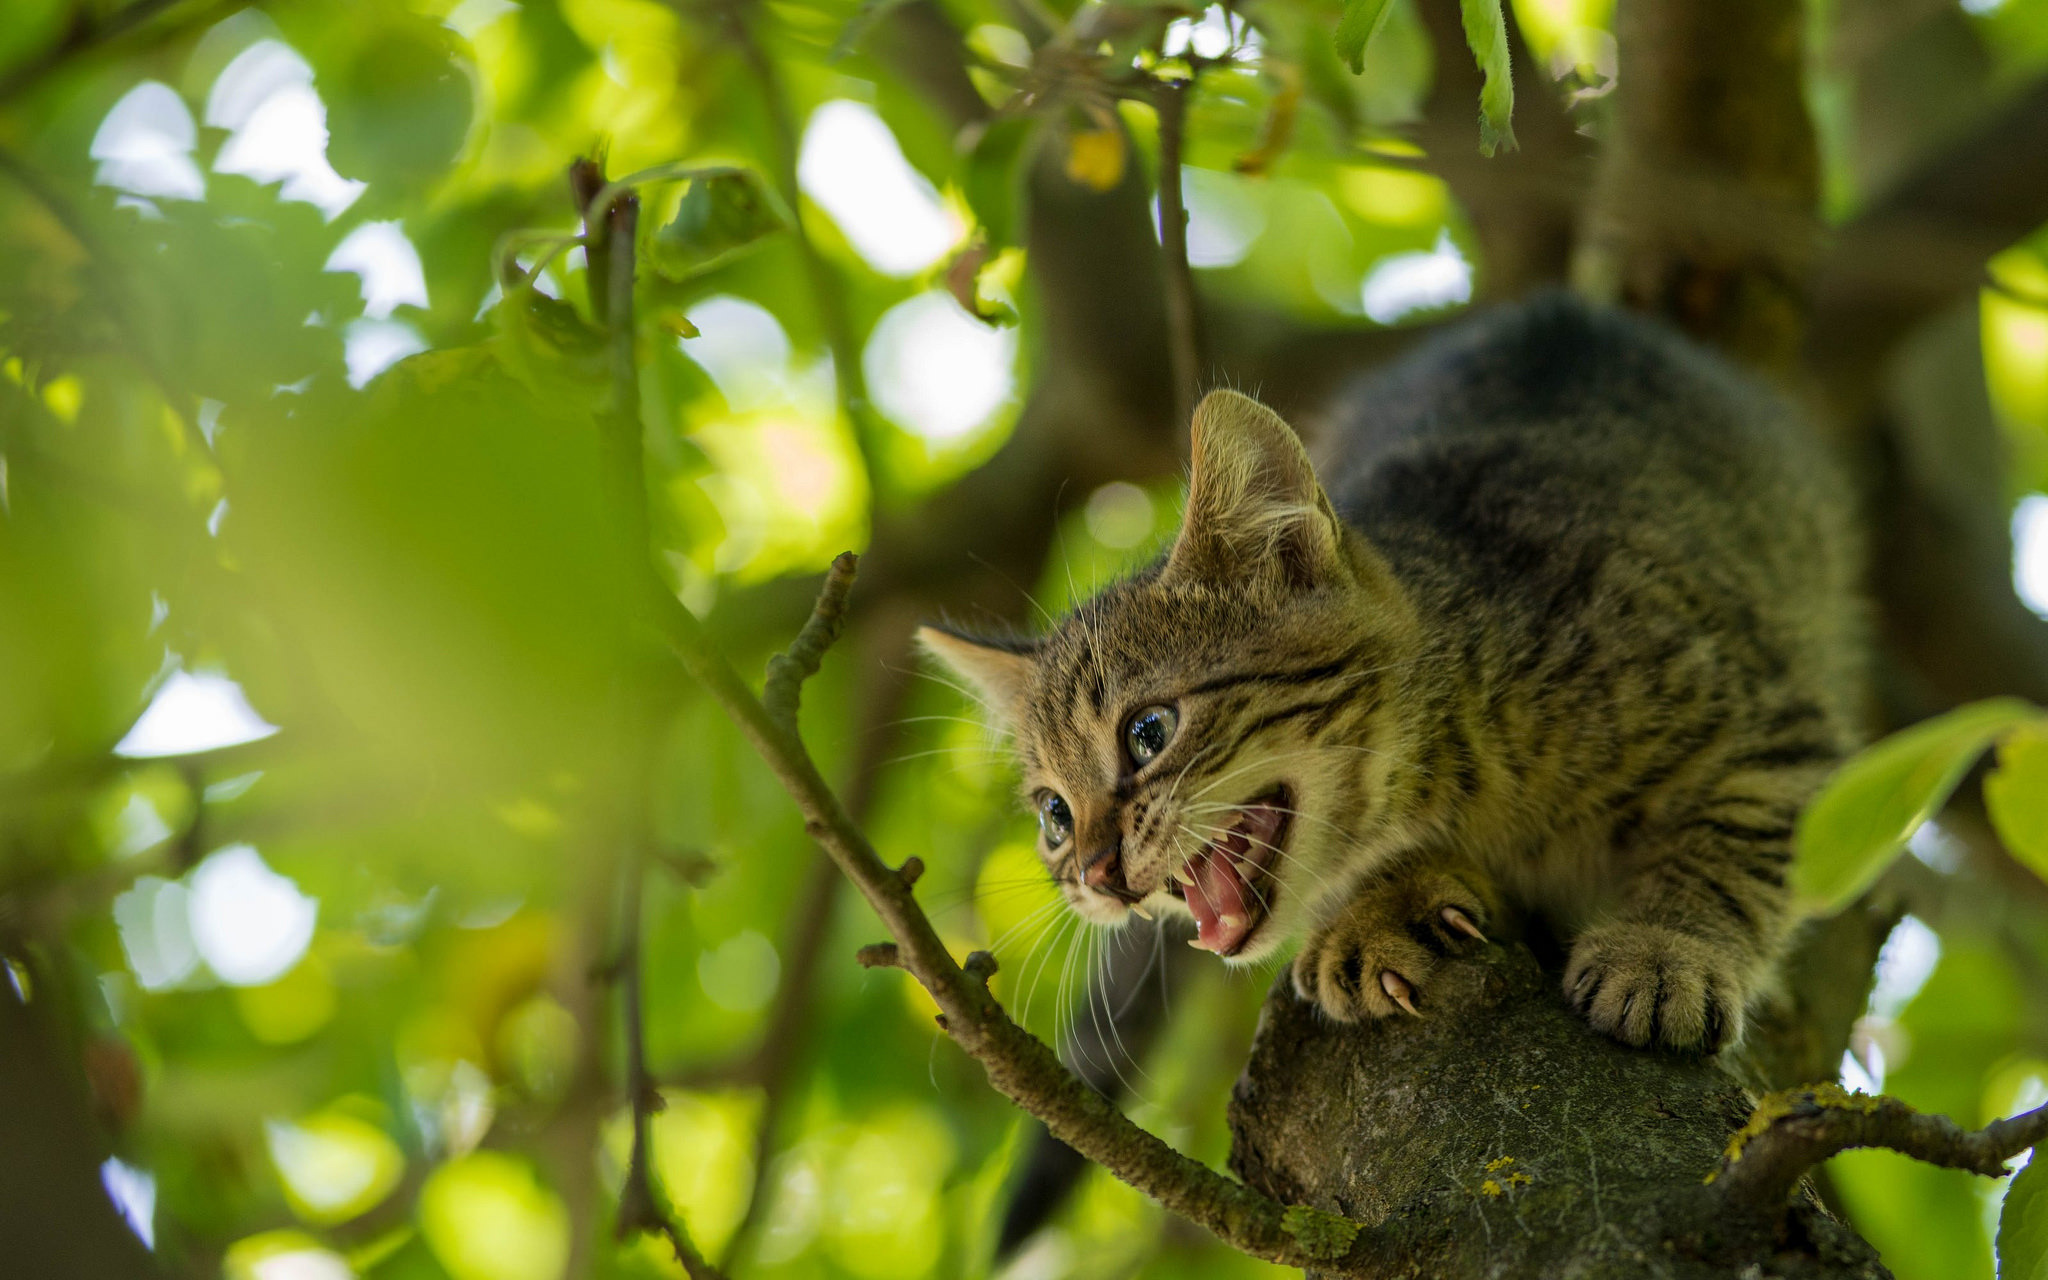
<box><xmin>921</xmin><ymin>296</ymin><xmax>1868</xmax><ymax>1052</ymax></box>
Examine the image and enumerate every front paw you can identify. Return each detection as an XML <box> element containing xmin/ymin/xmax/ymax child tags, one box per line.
<box><xmin>1290</xmin><ymin>869</ymin><xmax>1490</xmax><ymax>1023</ymax></box>
<box><xmin>1564</xmin><ymin>923</ymin><xmax>1747</xmax><ymax>1052</ymax></box>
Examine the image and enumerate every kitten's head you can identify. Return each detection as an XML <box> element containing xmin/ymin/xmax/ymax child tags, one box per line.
<box><xmin>920</xmin><ymin>391</ymin><xmax>1418</xmax><ymax>963</ymax></box>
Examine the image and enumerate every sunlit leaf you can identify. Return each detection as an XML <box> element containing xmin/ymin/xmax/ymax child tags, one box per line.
<box><xmin>1795</xmin><ymin>699</ymin><xmax>2043</xmax><ymax>915</ymax></box>
<box><xmin>1065</xmin><ymin>127</ymin><xmax>1127</xmax><ymax>192</ymax></box>
<box><xmin>1459</xmin><ymin>0</ymin><xmax>1518</xmax><ymax>156</ymax></box>
<box><xmin>420</xmin><ymin>1153</ymin><xmax>569</xmax><ymax>1280</ymax></box>
<box><xmin>2001</xmin><ymin>1153</ymin><xmax>2048</xmax><ymax>1280</ymax></box>
<box><xmin>1333</xmin><ymin>0</ymin><xmax>1397</xmax><ymax>75</ymax></box>
<box><xmin>646</xmin><ymin>170</ymin><xmax>786</xmax><ymax>281</ymax></box>
<box><xmin>1986</xmin><ymin>724</ymin><xmax>2048</xmax><ymax>881</ymax></box>
<box><xmin>266</xmin><ymin>1106</ymin><xmax>405</xmax><ymax>1226</ymax></box>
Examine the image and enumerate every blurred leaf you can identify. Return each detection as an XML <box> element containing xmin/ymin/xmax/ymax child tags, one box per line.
<box><xmin>0</xmin><ymin>0</ymin><xmax>68</xmax><ymax>80</ymax></box>
<box><xmin>420</xmin><ymin>1152</ymin><xmax>569</xmax><ymax>1280</ymax></box>
<box><xmin>1459</xmin><ymin>0</ymin><xmax>1518</xmax><ymax>156</ymax></box>
<box><xmin>2002</xmin><ymin>1154</ymin><xmax>2048</xmax><ymax>1280</ymax></box>
<box><xmin>1986</xmin><ymin>725</ymin><xmax>2048</xmax><ymax>880</ymax></box>
<box><xmin>646</xmin><ymin>170</ymin><xmax>786</xmax><ymax>281</ymax></box>
<box><xmin>1236</xmin><ymin>66</ymin><xmax>1302</xmax><ymax>176</ymax></box>
<box><xmin>1334</xmin><ymin>0</ymin><xmax>1397</xmax><ymax>75</ymax></box>
<box><xmin>266</xmin><ymin>1106</ymin><xmax>405</xmax><ymax>1226</ymax></box>
<box><xmin>964</xmin><ymin>118</ymin><xmax>1034</xmax><ymax>247</ymax></box>
<box><xmin>1065</xmin><ymin>126</ymin><xmax>1128</xmax><ymax>192</ymax></box>
<box><xmin>1794</xmin><ymin>699</ymin><xmax>2043</xmax><ymax>915</ymax></box>
<box><xmin>324</xmin><ymin>21</ymin><xmax>477</xmax><ymax>189</ymax></box>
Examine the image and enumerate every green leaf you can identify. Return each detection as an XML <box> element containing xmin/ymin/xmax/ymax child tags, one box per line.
<box><xmin>1458</xmin><ymin>0</ymin><xmax>1517</xmax><ymax>156</ymax></box>
<box><xmin>1987</xmin><ymin>724</ymin><xmax>2048</xmax><ymax>882</ymax></box>
<box><xmin>324</xmin><ymin>23</ymin><xmax>477</xmax><ymax>189</ymax></box>
<box><xmin>2000</xmin><ymin>1152</ymin><xmax>2048</xmax><ymax>1280</ymax></box>
<box><xmin>1795</xmin><ymin>698</ymin><xmax>2043</xmax><ymax>916</ymax></box>
<box><xmin>962</xmin><ymin>117</ymin><xmax>1034</xmax><ymax>249</ymax></box>
<box><xmin>1333</xmin><ymin>0</ymin><xmax>1397</xmax><ymax>76</ymax></box>
<box><xmin>646</xmin><ymin>170</ymin><xmax>786</xmax><ymax>281</ymax></box>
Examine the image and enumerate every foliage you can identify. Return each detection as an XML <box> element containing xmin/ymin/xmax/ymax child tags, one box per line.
<box><xmin>1794</xmin><ymin>699</ymin><xmax>2047</xmax><ymax>916</ymax></box>
<box><xmin>0</xmin><ymin>0</ymin><xmax>2045</xmax><ymax>1279</ymax></box>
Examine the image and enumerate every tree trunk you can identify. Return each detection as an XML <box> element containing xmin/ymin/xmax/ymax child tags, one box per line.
<box><xmin>1228</xmin><ymin>945</ymin><xmax>1890</xmax><ymax>1279</ymax></box>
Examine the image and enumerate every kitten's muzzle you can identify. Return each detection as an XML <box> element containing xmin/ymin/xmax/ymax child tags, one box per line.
<box><xmin>1082</xmin><ymin>841</ymin><xmax>1143</xmax><ymax>904</ymax></box>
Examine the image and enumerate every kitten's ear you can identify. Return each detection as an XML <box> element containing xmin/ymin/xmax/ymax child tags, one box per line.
<box><xmin>1166</xmin><ymin>390</ymin><xmax>1345</xmax><ymax>587</ymax></box>
<box><xmin>916</xmin><ymin>625</ymin><xmax>1037</xmax><ymax>725</ymax></box>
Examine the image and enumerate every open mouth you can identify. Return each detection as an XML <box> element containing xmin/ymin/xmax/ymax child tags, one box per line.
<box><xmin>1166</xmin><ymin>787</ymin><xmax>1290</xmax><ymax>957</ymax></box>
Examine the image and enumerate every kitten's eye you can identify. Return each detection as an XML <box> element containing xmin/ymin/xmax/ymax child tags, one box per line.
<box><xmin>1125</xmin><ymin>705</ymin><xmax>1179</xmax><ymax>766</ymax></box>
<box><xmin>1038</xmin><ymin>793</ymin><xmax>1073</xmax><ymax>849</ymax></box>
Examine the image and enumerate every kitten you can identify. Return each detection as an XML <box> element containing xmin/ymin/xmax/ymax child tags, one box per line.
<box><xmin>920</xmin><ymin>297</ymin><xmax>1866</xmax><ymax>1051</ymax></box>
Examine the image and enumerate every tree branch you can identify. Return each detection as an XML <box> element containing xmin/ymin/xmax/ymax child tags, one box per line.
<box><xmin>1154</xmin><ymin>74</ymin><xmax>1202</xmax><ymax>431</ymax></box>
<box><xmin>655</xmin><ymin>558</ymin><xmax>1402</xmax><ymax>1276</ymax></box>
<box><xmin>613</xmin><ymin>844</ymin><xmax>729</xmax><ymax>1280</ymax></box>
<box><xmin>0</xmin><ymin>0</ymin><xmax>214</xmax><ymax>107</ymax></box>
<box><xmin>1712</xmin><ymin>1084</ymin><xmax>2048</xmax><ymax>1211</ymax></box>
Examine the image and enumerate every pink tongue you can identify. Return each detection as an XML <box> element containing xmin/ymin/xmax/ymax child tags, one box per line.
<box><xmin>1187</xmin><ymin>843</ymin><xmax>1253</xmax><ymax>954</ymax></box>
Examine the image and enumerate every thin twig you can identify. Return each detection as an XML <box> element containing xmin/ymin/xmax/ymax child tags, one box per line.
<box><xmin>1712</xmin><ymin>1083</ymin><xmax>2048</xmax><ymax>1210</ymax></box>
<box><xmin>654</xmin><ymin>560</ymin><xmax>1397</xmax><ymax>1276</ymax></box>
<box><xmin>613</xmin><ymin>843</ymin><xmax>730</xmax><ymax>1280</ymax></box>
<box><xmin>762</xmin><ymin>552</ymin><xmax>857</xmax><ymax>728</ymax></box>
<box><xmin>580</xmin><ymin>155</ymin><xmax>730</xmax><ymax>1280</ymax></box>
<box><xmin>1154</xmin><ymin>74</ymin><xmax>1203</xmax><ymax>432</ymax></box>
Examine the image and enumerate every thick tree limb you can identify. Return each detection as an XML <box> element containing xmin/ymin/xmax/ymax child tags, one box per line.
<box><xmin>1712</xmin><ymin>1084</ymin><xmax>2048</xmax><ymax>1212</ymax></box>
<box><xmin>659</xmin><ymin>556</ymin><xmax>1407</xmax><ymax>1276</ymax></box>
<box><xmin>1576</xmin><ymin>0</ymin><xmax>1820</xmax><ymax>370</ymax></box>
<box><xmin>1230</xmin><ymin>946</ymin><xmax>1890</xmax><ymax>1280</ymax></box>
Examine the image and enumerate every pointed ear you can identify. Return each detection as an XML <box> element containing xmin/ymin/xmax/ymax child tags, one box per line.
<box><xmin>1165</xmin><ymin>390</ymin><xmax>1346</xmax><ymax>587</ymax></box>
<box><xmin>916</xmin><ymin>625</ymin><xmax>1037</xmax><ymax>725</ymax></box>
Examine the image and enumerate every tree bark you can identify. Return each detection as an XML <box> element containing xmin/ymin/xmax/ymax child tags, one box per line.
<box><xmin>1229</xmin><ymin>946</ymin><xmax>1891</xmax><ymax>1279</ymax></box>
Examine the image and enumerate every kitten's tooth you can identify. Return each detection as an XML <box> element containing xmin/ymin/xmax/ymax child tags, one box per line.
<box><xmin>1173</xmin><ymin>865</ymin><xmax>1197</xmax><ymax>887</ymax></box>
<box><xmin>1220</xmin><ymin>913</ymin><xmax>1246</xmax><ymax>930</ymax></box>
<box><xmin>1129</xmin><ymin>903</ymin><xmax>1154</xmax><ymax>921</ymax></box>
<box><xmin>1381</xmin><ymin>970</ymin><xmax>1421</xmax><ymax>1017</ymax></box>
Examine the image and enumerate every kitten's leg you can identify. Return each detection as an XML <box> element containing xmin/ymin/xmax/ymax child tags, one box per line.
<box><xmin>1291</xmin><ymin>858</ymin><xmax>1499</xmax><ymax>1022</ymax></box>
<box><xmin>1564</xmin><ymin>795</ymin><xmax>1799</xmax><ymax>1053</ymax></box>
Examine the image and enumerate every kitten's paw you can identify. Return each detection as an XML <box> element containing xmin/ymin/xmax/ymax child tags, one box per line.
<box><xmin>1290</xmin><ymin>870</ymin><xmax>1491</xmax><ymax>1023</ymax></box>
<box><xmin>1564</xmin><ymin>923</ymin><xmax>1746</xmax><ymax>1052</ymax></box>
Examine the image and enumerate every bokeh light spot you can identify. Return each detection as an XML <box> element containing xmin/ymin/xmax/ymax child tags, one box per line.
<box><xmin>117</xmin><ymin>669</ymin><xmax>279</xmax><ymax>758</ymax></box>
<box><xmin>864</xmin><ymin>291</ymin><xmax>1016</xmax><ymax>443</ymax></box>
<box><xmin>1084</xmin><ymin>482</ymin><xmax>1156</xmax><ymax>549</ymax></box>
<box><xmin>188</xmin><ymin>845</ymin><xmax>319</xmax><ymax>986</ymax></box>
<box><xmin>326</xmin><ymin>221</ymin><xmax>429</xmax><ymax>319</ymax></box>
<box><xmin>91</xmin><ymin>81</ymin><xmax>206</xmax><ymax>202</ymax></box>
<box><xmin>1362</xmin><ymin>230</ymin><xmax>1473</xmax><ymax>324</ymax></box>
<box><xmin>420</xmin><ymin>1152</ymin><xmax>570</xmax><ymax>1280</ymax></box>
<box><xmin>2013</xmin><ymin>494</ymin><xmax>2048</xmax><ymax>617</ymax></box>
<box><xmin>266</xmin><ymin>1107</ymin><xmax>405</xmax><ymax>1225</ymax></box>
<box><xmin>798</xmin><ymin>100</ymin><xmax>960</xmax><ymax>276</ymax></box>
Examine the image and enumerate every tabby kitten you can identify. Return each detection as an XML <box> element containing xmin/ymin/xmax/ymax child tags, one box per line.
<box><xmin>920</xmin><ymin>298</ymin><xmax>1866</xmax><ymax>1051</ymax></box>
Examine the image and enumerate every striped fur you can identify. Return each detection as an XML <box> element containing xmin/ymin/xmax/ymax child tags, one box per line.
<box><xmin>921</xmin><ymin>297</ymin><xmax>1868</xmax><ymax>1052</ymax></box>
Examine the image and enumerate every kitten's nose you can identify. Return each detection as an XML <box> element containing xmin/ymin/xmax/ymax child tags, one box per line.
<box><xmin>1083</xmin><ymin>845</ymin><xmax>1138</xmax><ymax>902</ymax></box>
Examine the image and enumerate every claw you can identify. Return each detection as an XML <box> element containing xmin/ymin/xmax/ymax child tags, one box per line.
<box><xmin>1381</xmin><ymin>970</ymin><xmax>1421</xmax><ymax>1017</ymax></box>
<box><xmin>1441</xmin><ymin>906</ymin><xmax>1488</xmax><ymax>943</ymax></box>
